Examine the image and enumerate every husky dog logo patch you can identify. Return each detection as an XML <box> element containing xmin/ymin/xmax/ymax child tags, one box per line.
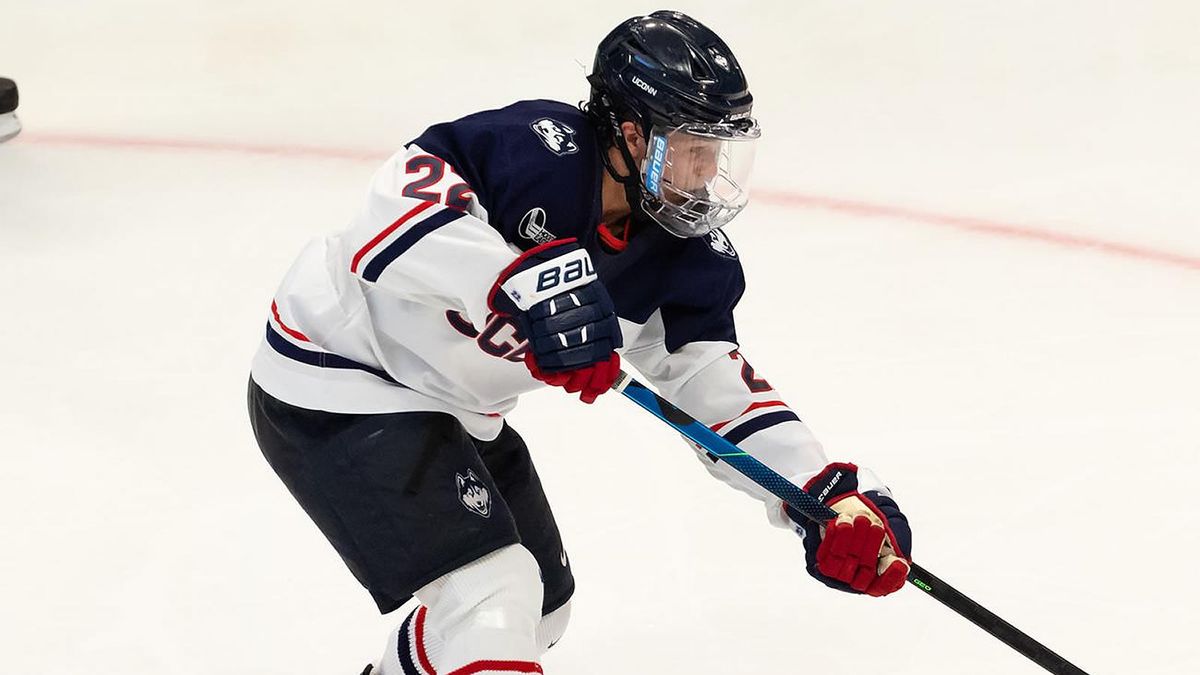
<box><xmin>707</xmin><ymin>228</ymin><xmax>738</xmax><ymax>259</ymax></box>
<box><xmin>456</xmin><ymin>469</ymin><xmax>491</xmax><ymax>518</ymax></box>
<box><xmin>530</xmin><ymin>118</ymin><xmax>579</xmax><ymax>155</ymax></box>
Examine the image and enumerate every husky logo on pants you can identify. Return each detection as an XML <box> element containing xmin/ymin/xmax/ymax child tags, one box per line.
<box><xmin>456</xmin><ymin>469</ymin><xmax>491</xmax><ymax>518</ymax></box>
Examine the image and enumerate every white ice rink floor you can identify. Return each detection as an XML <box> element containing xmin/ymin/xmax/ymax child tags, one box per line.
<box><xmin>2</xmin><ymin>2</ymin><xmax>1199</xmax><ymax>674</ymax></box>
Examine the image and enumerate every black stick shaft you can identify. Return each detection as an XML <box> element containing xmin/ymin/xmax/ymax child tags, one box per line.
<box><xmin>906</xmin><ymin>563</ymin><xmax>1088</xmax><ymax>674</ymax></box>
<box><xmin>614</xmin><ymin>371</ymin><xmax>1090</xmax><ymax>675</ymax></box>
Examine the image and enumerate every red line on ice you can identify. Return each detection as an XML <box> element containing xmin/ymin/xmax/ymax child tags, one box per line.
<box><xmin>21</xmin><ymin>131</ymin><xmax>389</xmax><ymax>162</ymax></box>
<box><xmin>754</xmin><ymin>189</ymin><xmax>1200</xmax><ymax>272</ymax></box>
<box><xmin>17</xmin><ymin>131</ymin><xmax>1200</xmax><ymax>273</ymax></box>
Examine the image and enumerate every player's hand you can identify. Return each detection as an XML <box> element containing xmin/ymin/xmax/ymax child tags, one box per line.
<box><xmin>786</xmin><ymin>462</ymin><xmax>912</xmax><ymax>596</ymax></box>
<box><xmin>489</xmin><ymin>239</ymin><xmax>622</xmax><ymax>403</ymax></box>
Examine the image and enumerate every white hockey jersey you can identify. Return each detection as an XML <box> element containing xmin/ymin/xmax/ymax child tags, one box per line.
<box><xmin>251</xmin><ymin>100</ymin><xmax>834</xmax><ymax>515</ymax></box>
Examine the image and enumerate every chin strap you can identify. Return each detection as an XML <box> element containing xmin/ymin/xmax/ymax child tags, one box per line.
<box><xmin>588</xmin><ymin>93</ymin><xmax>658</xmax><ymax>229</ymax></box>
<box><xmin>597</xmin><ymin>218</ymin><xmax>634</xmax><ymax>252</ymax></box>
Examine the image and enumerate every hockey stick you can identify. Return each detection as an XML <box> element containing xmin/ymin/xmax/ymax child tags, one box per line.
<box><xmin>612</xmin><ymin>371</ymin><xmax>1090</xmax><ymax>675</ymax></box>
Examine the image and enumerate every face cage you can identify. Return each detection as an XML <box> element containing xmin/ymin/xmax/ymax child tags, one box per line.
<box><xmin>641</xmin><ymin>190</ymin><xmax>740</xmax><ymax>238</ymax></box>
<box><xmin>640</xmin><ymin>120</ymin><xmax>760</xmax><ymax>238</ymax></box>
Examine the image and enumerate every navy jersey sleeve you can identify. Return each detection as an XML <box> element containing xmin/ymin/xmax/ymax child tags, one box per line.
<box><xmin>659</xmin><ymin>229</ymin><xmax>746</xmax><ymax>352</ymax></box>
<box><xmin>660</xmin><ymin>262</ymin><xmax>744</xmax><ymax>351</ymax></box>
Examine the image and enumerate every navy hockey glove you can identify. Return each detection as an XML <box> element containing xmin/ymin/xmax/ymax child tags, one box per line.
<box><xmin>489</xmin><ymin>239</ymin><xmax>622</xmax><ymax>404</ymax></box>
<box><xmin>786</xmin><ymin>462</ymin><xmax>912</xmax><ymax>597</ymax></box>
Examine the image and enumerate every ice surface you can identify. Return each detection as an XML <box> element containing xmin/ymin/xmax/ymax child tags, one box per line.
<box><xmin>2</xmin><ymin>2</ymin><xmax>1198</xmax><ymax>673</ymax></box>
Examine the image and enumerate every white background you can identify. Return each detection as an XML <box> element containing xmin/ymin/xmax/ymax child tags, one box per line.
<box><xmin>2</xmin><ymin>2</ymin><xmax>1198</xmax><ymax>673</ymax></box>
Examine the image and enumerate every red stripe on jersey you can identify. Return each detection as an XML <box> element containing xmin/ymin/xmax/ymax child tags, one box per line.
<box><xmin>711</xmin><ymin>400</ymin><xmax>787</xmax><ymax>432</ymax></box>
<box><xmin>445</xmin><ymin>661</ymin><xmax>543</xmax><ymax>675</ymax></box>
<box><xmin>351</xmin><ymin>199</ymin><xmax>439</xmax><ymax>274</ymax></box>
<box><xmin>271</xmin><ymin>300</ymin><xmax>311</xmax><ymax>342</ymax></box>
<box><xmin>415</xmin><ymin>606</ymin><xmax>436</xmax><ymax>675</ymax></box>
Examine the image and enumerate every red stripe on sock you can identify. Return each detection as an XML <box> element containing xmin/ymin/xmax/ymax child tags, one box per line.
<box><xmin>415</xmin><ymin>606</ymin><xmax>437</xmax><ymax>675</ymax></box>
<box><xmin>445</xmin><ymin>660</ymin><xmax>543</xmax><ymax>675</ymax></box>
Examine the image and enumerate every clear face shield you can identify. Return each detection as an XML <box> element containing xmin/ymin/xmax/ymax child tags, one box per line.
<box><xmin>640</xmin><ymin>119</ymin><xmax>760</xmax><ymax>238</ymax></box>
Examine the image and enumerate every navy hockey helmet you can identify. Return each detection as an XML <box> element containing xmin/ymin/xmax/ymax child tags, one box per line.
<box><xmin>587</xmin><ymin>10</ymin><xmax>760</xmax><ymax>237</ymax></box>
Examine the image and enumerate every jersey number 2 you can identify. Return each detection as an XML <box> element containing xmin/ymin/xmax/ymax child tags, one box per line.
<box><xmin>402</xmin><ymin>155</ymin><xmax>473</xmax><ymax>211</ymax></box>
<box><xmin>729</xmin><ymin>350</ymin><xmax>772</xmax><ymax>393</ymax></box>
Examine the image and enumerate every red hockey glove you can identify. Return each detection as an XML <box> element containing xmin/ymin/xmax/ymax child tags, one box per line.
<box><xmin>524</xmin><ymin>351</ymin><xmax>621</xmax><ymax>404</ymax></box>
<box><xmin>490</xmin><ymin>239</ymin><xmax>622</xmax><ymax>404</ymax></box>
<box><xmin>787</xmin><ymin>463</ymin><xmax>912</xmax><ymax>597</ymax></box>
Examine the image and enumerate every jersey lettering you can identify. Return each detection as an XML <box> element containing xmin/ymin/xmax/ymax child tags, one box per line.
<box><xmin>445</xmin><ymin>310</ymin><xmax>528</xmax><ymax>363</ymax></box>
<box><xmin>729</xmin><ymin>350</ymin><xmax>772</xmax><ymax>393</ymax></box>
<box><xmin>445</xmin><ymin>182</ymin><xmax>475</xmax><ymax>211</ymax></box>
<box><xmin>401</xmin><ymin>156</ymin><xmax>445</xmax><ymax>201</ymax></box>
<box><xmin>402</xmin><ymin>155</ymin><xmax>474</xmax><ymax>211</ymax></box>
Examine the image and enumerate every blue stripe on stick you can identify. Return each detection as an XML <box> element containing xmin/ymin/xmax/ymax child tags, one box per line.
<box><xmin>362</xmin><ymin>208</ymin><xmax>467</xmax><ymax>282</ymax></box>
<box><xmin>265</xmin><ymin>323</ymin><xmax>402</xmax><ymax>385</ymax></box>
<box><xmin>722</xmin><ymin>410</ymin><xmax>801</xmax><ymax>445</ymax></box>
<box><xmin>618</xmin><ymin>376</ymin><xmax>836</xmax><ymax>521</ymax></box>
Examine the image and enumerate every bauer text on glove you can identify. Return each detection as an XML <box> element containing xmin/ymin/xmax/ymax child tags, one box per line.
<box><xmin>489</xmin><ymin>239</ymin><xmax>622</xmax><ymax>403</ymax></box>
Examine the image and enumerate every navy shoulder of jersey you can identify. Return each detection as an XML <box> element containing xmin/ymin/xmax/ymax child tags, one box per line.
<box><xmin>405</xmin><ymin>99</ymin><xmax>603</xmax><ymax>251</ymax></box>
<box><xmin>589</xmin><ymin>225</ymin><xmax>746</xmax><ymax>353</ymax></box>
<box><xmin>407</xmin><ymin>99</ymin><xmax>744</xmax><ymax>354</ymax></box>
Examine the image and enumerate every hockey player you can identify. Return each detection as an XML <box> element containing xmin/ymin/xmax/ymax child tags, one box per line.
<box><xmin>248</xmin><ymin>11</ymin><xmax>912</xmax><ymax>675</ymax></box>
<box><xmin>0</xmin><ymin>78</ymin><xmax>20</xmax><ymax>143</ymax></box>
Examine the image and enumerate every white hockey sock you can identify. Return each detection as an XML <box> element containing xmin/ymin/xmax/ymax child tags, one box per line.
<box><xmin>535</xmin><ymin>601</ymin><xmax>571</xmax><ymax>654</ymax></box>
<box><xmin>378</xmin><ymin>545</ymin><xmax>544</xmax><ymax>675</ymax></box>
<box><xmin>380</xmin><ymin>605</ymin><xmax>442</xmax><ymax>675</ymax></box>
<box><xmin>381</xmin><ymin>598</ymin><xmax>570</xmax><ymax>675</ymax></box>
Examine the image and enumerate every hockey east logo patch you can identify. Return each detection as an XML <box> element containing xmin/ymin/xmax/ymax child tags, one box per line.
<box><xmin>530</xmin><ymin>118</ymin><xmax>578</xmax><ymax>156</ymax></box>
<box><xmin>456</xmin><ymin>469</ymin><xmax>491</xmax><ymax>518</ymax></box>
<box><xmin>519</xmin><ymin>207</ymin><xmax>555</xmax><ymax>244</ymax></box>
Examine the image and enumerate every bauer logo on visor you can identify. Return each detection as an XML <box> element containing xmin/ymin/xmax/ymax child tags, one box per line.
<box><xmin>645</xmin><ymin>134</ymin><xmax>668</xmax><ymax>196</ymax></box>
